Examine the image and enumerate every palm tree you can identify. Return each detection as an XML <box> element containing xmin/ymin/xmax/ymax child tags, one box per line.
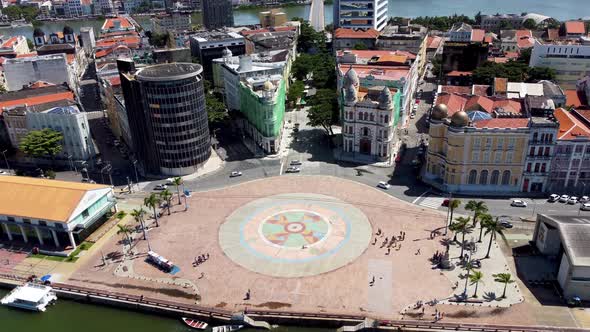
<box><xmin>469</xmin><ymin>271</ymin><xmax>484</xmax><ymax>298</ymax></box>
<box><xmin>446</xmin><ymin>199</ymin><xmax>461</xmax><ymax>235</ymax></box>
<box><xmin>493</xmin><ymin>273</ymin><xmax>515</xmax><ymax>298</ymax></box>
<box><xmin>450</xmin><ymin>216</ymin><xmax>471</xmax><ymax>258</ymax></box>
<box><xmin>144</xmin><ymin>193</ymin><xmax>162</xmax><ymax>227</ymax></box>
<box><xmin>131</xmin><ymin>208</ymin><xmax>147</xmax><ymax>240</ymax></box>
<box><xmin>465</xmin><ymin>200</ymin><xmax>488</xmax><ymax>227</ymax></box>
<box><xmin>116</xmin><ymin>224</ymin><xmax>133</xmax><ymax>245</ymax></box>
<box><xmin>483</xmin><ymin>217</ymin><xmax>506</xmax><ymax>259</ymax></box>
<box><xmin>160</xmin><ymin>189</ymin><xmax>173</xmax><ymax>215</ymax></box>
<box><xmin>172</xmin><ymin>176</ymin><xmax>183</xmax><ymax>205</ymax></box>
<box><xmin>478</xmin><ymin>213</ymin><xmax>493</xmax><ymax>243</ymax></box>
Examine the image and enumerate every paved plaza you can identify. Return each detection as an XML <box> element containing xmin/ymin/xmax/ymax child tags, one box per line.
<box><xmin>67</xmin><ymin>176</ymin><xmax>545</xmax><ymax>324</ymax></box>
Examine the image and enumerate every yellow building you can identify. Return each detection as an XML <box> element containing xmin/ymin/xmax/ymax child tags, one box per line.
<box><xmin>259</xmin><ymin>10</ymin><xmax>287</xmax><ymax>28</ymax></box>
<box><xmin>424</xmin><ymin>104</ymin><xmax>530</xmax><ymax>194</ymax></box>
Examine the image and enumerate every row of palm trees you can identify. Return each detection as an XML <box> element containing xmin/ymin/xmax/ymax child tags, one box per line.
<box><xmin>117</xmin><ymin>177</ymin><xmax>185</xmax><ymax>252</ymax></box>
<box><xmin>468</xmin><ymin>270</ymin><xmax>515</xmax><ymax>299</ymax></box>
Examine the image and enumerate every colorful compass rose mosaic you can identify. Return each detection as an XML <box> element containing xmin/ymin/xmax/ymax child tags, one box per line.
<box><xmin>219</xmin><ymin>193</ymin><xmax>372</xmax><ymax>277</ymax></box>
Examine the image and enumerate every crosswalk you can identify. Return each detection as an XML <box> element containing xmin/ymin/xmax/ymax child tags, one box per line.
<box><xmin>416</xmin><ymin>195</ymin><xmax>445</xmax><ymax>209</ymax></box>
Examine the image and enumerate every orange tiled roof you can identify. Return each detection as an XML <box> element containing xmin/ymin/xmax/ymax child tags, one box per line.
<box><xmin>473</xmin><ymin>118</ymin><xmax>529</xmax><ymax>129</ymax></box>
<box><xmin>516</xmin><ymin>30</ymin><xmax>534</xmax><ymax>49</ymax></box>
<box><xmin>436</xmin><ymin>93</ymin><xmax>468</xmax><ymax>116</ymax></box>
<box><xmin>334</xmin><ymin>28</ymin><xmax>380</xmax><ymax>39</ymax></box>
<box><xmin>488</xmin><ymin>56</ymin><xmax>509</xmax><ymax>63</ymax></box>
<box><xmin>16</xmin><ymin>52</ymin><xmax>37</xmax><ymax>58</ymax></box>
<box><xmin>565</xmin><ymin>21</ymin><xmax>585</xmax><ymax>35</ymax></box>
<box><xmin>471</xmin><ymin>29</ymin><xmax>485</xmax><ymax>42</ymax></box>
<box><xmin>375</xmin><ymin>54</ymin><xmax>407</xmax><ymax>64</ymax></box>
<box><xmin>494</xmin><ymin>77</ymin><xmax>508</xmax><ymax>94</ymax></box>
<box><xmin>555</xmin><ymin>107</ymin><xmax>590</xmax><ymax>139</ymax></box>
<box><xmin>0</xmin><ymin>91</ymin><xmax>74</xmax><ymax>109</ymax></box>
<box><xmin>472</xmin><ymin>85</ymin><xmax>491</xmax><ymax>96</ymax></box>
<box><xmin>107</xmin><ymin>76</ymin><xmax>121</xmax><ymax>86</ymax></box>
<box><xmin>465</xmin><ymin>95</ymin><xmax>494</xmax><ymax>112</ymax></box>
<box><xmin>547</xmin><ymin>28</ymin><xmax>559</xmax><ymax>41</ymax></box>
<box><xmin>338</xmin><ymin>64</ymin><xmax>409</xmax><ymax>81</ymax></box>
<box><xmin>447</xmin><ymin>70</ymin><xmax>472</xmax><ymax>77</ymax></box>
<box><xmin>565</xmin><ymin>89</ymin><xmax>587</xmax><ymax>108</ymax></box>
<box><xmin>102</xmin><ymin>17</ymin><xmax>133</xmax><ymax>31</ymax></box>
<box><xmin>337</xmin><ymin>49</ymin><xmax>416</xmax><ymax>60</ymax></box>
<box><xmin>426</xmin><ymin>36</ymin><xmax>442</xmax><ymax>49</ymax></box>
<box><xmin>1</xmin><ymin>36</ymin><xmax>18</xmax><ymax>48</ymax></box>
<box><xmin>28</xmin><ymin>81</ymin><xmax>56</xmax><ymax>89</ymax></box>
<box><xmin>439</xmin><ymin>85</ymin><xmax>471</xmax><ymax>95</ymax></box>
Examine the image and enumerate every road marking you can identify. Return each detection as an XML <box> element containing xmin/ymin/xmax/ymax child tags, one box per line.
<box><xmin>417</xmin><ymin>196</ymin><xmax>444</xmax><ymax>209</ymax></box>
<box><xmin>412</xmin><ymin>190</ymin><xmax>430</xmax><ymax>204</ymax></box>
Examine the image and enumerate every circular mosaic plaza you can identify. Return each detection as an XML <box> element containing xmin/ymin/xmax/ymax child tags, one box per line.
<box><xmin>219</xmin><ymin>193</ymin><xmax>372</xmax><ymax>277</ymax></box>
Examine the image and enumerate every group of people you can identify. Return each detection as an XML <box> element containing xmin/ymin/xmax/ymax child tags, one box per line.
<box><xmin>193</xmin><ymin>253</ymin><xmax>210</xmax><ymax>267</ymax></box>
<box><xmin>414</xmin><ymin>300</ymin><xmax>444</xmax><ymax>322</ymax></box>
<box><xmin>372</xmin><ymin>229</ymin><xmax>406</xmax><ymax>255</ymax></box>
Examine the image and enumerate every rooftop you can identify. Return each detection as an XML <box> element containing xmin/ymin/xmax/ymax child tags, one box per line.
<box><xmin>0</xmin><ymin>85</ymin><xmax>74</xmax><ymax>111</ymax></box>
<box><xmin>540</xmin><ymin>215</ymin><xmax>590</xmax><ymax>267</ymax></box>
<box><xmin>334</xmin><ymin>28</ymin><xmax>380</xmax><ymax>39</ymax></box>
<box><xmin>338</xmin><ymin>64</ymin><xmax>409</xmax><ymax>82</ymax></box>
<box><xmin>554</xmin><ymin>107</ymin><xmax>590</xmax><ymax>140</ymax></box>
<box><xmin>472</xmin><ymin>118</ymin><xmax>529</xmax><ymax>129</ymax></box>
<box><xmin>0</xmin><ymin>176</ymin><xmax>109</xmax><ymax>223</ymax></box>
<box><xmin>193</xmin><ymin>30</ymin><xmax>244</xmax><ymax>43</ymax></box>
<box><xmin>565</xmin><ymin>89</ymin><xmax>588</xmax><ymax>109</ymax></box>
<box><xmin>565</xmin><ymin>21</ymin><xmax>586</xmax><ymax>35</ymax></box>
<box><xmin>136</xmin><ymin>63</ymin><xmax>203</xmax><ymax>81</ymax></box>
<box><xmin>101</xmin><ymin>16</ymin><xmax>134</xmax><ymax>32</ymax></box>
<box><xmin>10</xmin><ymin>283</ymin><xmax>52</xmax><ymax>303</ymax></box>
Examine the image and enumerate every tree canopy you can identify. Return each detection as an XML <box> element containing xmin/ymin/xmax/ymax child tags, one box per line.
<box><xmin>19</xmin><ymin>128</ymin><xmax>63</xmax><ymax>158</ymax></box>
<box><xmin>287</xmin><ymin>80</ymin><xmax>305</xmax><ymax>105</ymax></box>
<box><xmin>522</xmin><ymin>18</ymin><xmax>537</xmax><ymax>30</ymax></box>
<box><xmin>472</xmin><ymin>60</ymin><xmax>556</xmax><ymax>85</ymax></box>
<box><xmin>307</xmin><ymin>89</ymin><xmax>338</xmax><ymax>135</ymax></box>
<box><xmin>2</xmin><ymin>5</ymin><xmax>39</xmax><ymax>22</ymax></box>
<box><xmin>411</xmin><ymin>14</ymin><xmax>475</xmax><ymax>31</ymax></box>
<box><xmin>291</xmin><ymin>52</ymin><xmax>336</xmax><ymax>89</ymax></box>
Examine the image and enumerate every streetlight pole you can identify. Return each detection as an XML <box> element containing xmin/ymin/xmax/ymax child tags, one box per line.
<box><xmin>444</xmin><ymin>192</ymin><xmax>452</xmax><ymax>236</ymax></box>
<box><xmin>132</xmin><ymin>160</ymin><xmax>139</xmax><ymax>188</ymax></box>
<box><xmin>127</xmin><ymin>176</ymin><xmax>132</xmax><ymax>193</ymax></box>
<box><xmin>1</xmin><ymin>149</ymin><xmax>10</xmax><ymax>173</ymax></box>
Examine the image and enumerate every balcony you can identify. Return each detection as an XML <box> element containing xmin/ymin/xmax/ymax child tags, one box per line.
<box><xmin>526</xmin><ymin>155</ymin><xmax>552</xmax><ymax>160</ymax></box>
<box><xmin>529</xmin><ymin>140</ymin><xmax>556</xmax><ymax>145</ymax></box>
<box><xmin>523</xmin><ymin>171</ymin><xmax>549</xmax><ymax>176</ymax></box>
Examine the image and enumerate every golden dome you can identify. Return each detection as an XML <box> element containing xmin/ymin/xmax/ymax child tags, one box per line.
<box><xmin>263</xmin><ymin>80</ymin><xmax>275</xmax><ymax>91</ymax></box>
<box><xmin>450</xmin><ymin>110</ymin><xmax>469</xmax><ymax>127</ymax></box>
<box><xmin>431</xmin><ymin>103</ymin><xmax>448</xmax><ymax>120</ymax></box>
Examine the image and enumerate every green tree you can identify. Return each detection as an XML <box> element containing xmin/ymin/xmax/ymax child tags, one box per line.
<box><xmin>131</xmin><ymin>208</ymin><xmax>147</xmax><ymax>240</ymax></box>
<box><xmin>478</xmin><ymin>213</ymin><xmax>493</xmax><ymax>242</ymax></box>
<box><xmin>465</xmin><ymin>200</ymin><xmax>488</xmax><ymax>227</ymax></box>
<box><xmin>522</xmin><ymin>18</ymin><xmax>537</xmax><ymax>30</ymax></box>
<box><xmin>287</xmin><ymin>80</ymin><xmax>305</xmax><ymax>107</ymax></box>
<box><xmin>493</xmin><ymin>273</ymin><xmax>515</xmax><ymax>298</ymax></box>
<box><xmin>26</xmin><ymin>38</ymin><xmax>34</xmax><ymax>51</ymax></box>
<box><xmin>483</xmin><ymin>217</ymin><xmax>506</xmax><ymax>258</ymax></box>
<box><xmin>19</xmin><ymin>128</ymin><xmax>63</xmax><ymax>159</ymax></box>
<box><xmin>469</xmin><ymin>270</ymin><xmax>484</xmax><ymax>298</ymax></box>
<box><xmin>450</xmin><ymin>216</ymin><xmax>471</xmax><ymax>258</ymax></box>
<box><xmin>353</xmin><ymin>43</ymin><xmax>368</xmax><ymax>50</ymax></box>
<box><xmin>144</xmin><ymin>193</ymin><xmax>162</xmax><ymax>227</ymax></box>
<box><xmin>291</xmin><ymin>53</ymin><xmax>314</xmax><ymax>80</ymax></box>
<box><xmin>297</xmin><ymin>20</ymin><xmax>325</xmax><ymax>53</ymax></box>
<box><xmin>307</xmin><ymin>89</ymin><xmax>338</xmax><ymax>135</ymax></box>
<box><xmin>527</xmin><ymin>67</ymin><xmax>556</xmax><ymax>82</ymax></box>
<box><xmin>147</xmin><ymin>31</ymin><xmax>170</xmax><ymax>47</ymax></box>
<box><xmin>312</xmin><ymin>53</ymin><xmax>336</xmax><ymax>89</ymax></box>
<box><xmin>44</xmin><ymin>169</ymin><xmax>56</xmax><ymax>179</ymax></box>
<box><xmin>446</xmin><ymin>199</ymin><xmax>461</xmax><ymax>236</ymax></box>
<box><xmin>518</xmin><ymin>48</ymin><xmax>532</xmax><ymax>64</ymax></box>
<box><xmin>171</xmin><ymin>176</ymin><xmax>183</xmax><ymax>205</ymax></box>
<box><xmin>159</xmin><ymin>189</ymin><xmax>173</xmax><ymax>215</ymax></box>
<box><xmin>205</xmin><ymin>93</ymin><xmax>228</xmax><ymax>127</ymax></box>
<box><xmin>116</xmin><ymin>224</ymin><xmax>133</xmax><ymax>245</ymax></box>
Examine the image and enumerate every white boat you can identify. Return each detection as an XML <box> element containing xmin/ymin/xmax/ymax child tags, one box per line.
<box><xmin>212</xmin><ymin>325</ymin><xmax>244</xmax><ymax>332</ymax></box>
<box><xmin>0</xmin><ymin>282</ymin><xmax>57</xmax><ymax>312</ymax></box>
<box><xmin>182</xmin><ymin>317</ymin><xmax>208</xmax><ymax>330</ymax></box>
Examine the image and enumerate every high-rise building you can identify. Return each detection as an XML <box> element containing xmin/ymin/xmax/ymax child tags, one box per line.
<box><xmin>333</xmin><ymin>0</ymin><xmax>388</xmax><ymax>31</ymax></box>
<box><xmin>118</xmin><ymin>60</ymin><xmax>211</xmax><ymax>176</ymax></box>
<box><xmin>202</xmin><ymin>0</ymin><xmax>234</xmax><ymax>30</ymax></box>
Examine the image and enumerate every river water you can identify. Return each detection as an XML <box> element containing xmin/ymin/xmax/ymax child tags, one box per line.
<box><xmin>1</xmin><ymin>0</ymin><xmax>587</xmax><ymax>39</ymax></box>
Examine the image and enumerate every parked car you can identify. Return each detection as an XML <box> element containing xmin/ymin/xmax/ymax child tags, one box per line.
<box><xmin>154</xmin><ymin>184</ymin><xmax>167</xmax><ymax>190</ymax></box>
<box><xmin>0</xmin><ymin>170</ymin><xmax>8</xmax><ymax>175</ymax></box>
<box><xmin>410</xmin><ymin>113</ymin><xmax>416</xmax><ymax>119</ymax></box>
<box><xmin>580</xmin><ymin>196</ymin><xmax>590</xmax><ymax>203</ymax></box>
<box><xmin>377</xmin><ymin>181</ymin><xmax>391</xmax><ymax>190</ymax></box>
<box><xmin>441</xmin><ymin>199</ymin><xmax>449</xmax><ymax>207</ymax></box>
<box><xmin>230</xmin><ymin>171</ymin><xmax>242</xmax><ymax>177</ymax></box>
<box><xmin>568</xmin><ymin>196</ymin><xmax>579</xmax><ymax>204</ymax></box>
<box><xmin>500</xmin><ymin>221</ymin><xmax>514</xmax><ymax>228</ymax></box>
<box><xmin>548</xmin><ymin>194</ymin><xmax>560</xmax><ymax>202</ymax></box>
<box><xmin>286</xmin><ymin>167</ymin><xmax>300</xmax><ymax>173</ymax></box>
<box><xmin>581</xmin><ymin>203</ymin><xmax>590</xmax><ymax>211</ymax></box>
<box><xmin>511</xmin><ymin>199</ymin><xmax>527</xmax><ymax>207</ymax></box>
<box><xmin>290</xmin><ymin>160</ymin><xmax>302</xmax><ymax>166</ymax></box>
<box><xmin>559</xmin><ymin>195</ymin><xmax>570</xmax><ymax>203</ymax></box>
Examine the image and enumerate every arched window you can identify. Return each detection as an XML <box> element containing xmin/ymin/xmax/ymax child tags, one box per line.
<box><xmin>362</xmin><ymin>127</ymin><xmax>369</xmax><ymax>136</ymax></box>
<box><xmin>384</xmin><ymin>115</ymin><xmax>389</xmax><ymax>123</ymax></box>
<box><xmin>501</xmin><ymin>170</ymin><xmax>511</xmax><ymax>185</ymax></box>
<box><xmin>479</xmin><ymin>170</ymin><xmax>488</xmax><ymax>185</ymax></box>
<box><xmin>490</xmin><ymin>170</ymin><xmax>499</xmax><ymax>185</ymax></box>
<box><xmin>370</xmin><ymin>113</ymin><xmax>374</xmax><ymax>121</ymax></box>
<box><xmin>348</xmin><ymin>112</ymin><xmax>353</xmax><ymax>120</ymax></box>
<box><xmin>348</xmin><ymin>126</ymin><xmax>353</xmax><ymax>134</ymax></box>
<box><xmin>380</xmin><ymin>114</ymin><xmax>384</xmax><ymax>123</ymax></box>
<box><xmin>468</xmin><ymin>170</ymin><xmax>477</xmax><ymax>184</ymax></box>
<box><xmin>364</xmin><ymin>113</ymin><xmax>369</xmax><ymax>121</ymax></box>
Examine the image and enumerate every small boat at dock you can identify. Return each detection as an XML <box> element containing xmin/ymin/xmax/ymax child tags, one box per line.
<box><xmin>182</xmin><ymin>317</ymin><xmax>208</xmax><ymax>330</ymax></box>
<box><xmin>212</xmin><ymin>325</ymin><xmax>244</xmax><ymax>332</ymax></box>
<box><xmin>0</xmin><ymin>282</ymin><xmax>57</xmax><ymax>312</ymax></box>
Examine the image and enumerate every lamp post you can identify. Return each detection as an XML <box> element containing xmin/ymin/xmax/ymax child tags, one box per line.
<box><xmin>66</xmin><ymin>154</ymin><xmax>74</xmax><ymax>173</ymax></box>
<box><xmin>1</xmin><ymin>149</ymin><xmax>10</xmax><ymax>173</ymax></box>
<box><xmin>132</xmin><ymin>159</ymin><xmax>139</xmax><ymax>188</ymax></box>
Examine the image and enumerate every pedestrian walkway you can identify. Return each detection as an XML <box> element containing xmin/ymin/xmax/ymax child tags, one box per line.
<box><xmin>416</xmin><ymin>195</ymin><xmax>444</xmax><ymax>210</ymax></box>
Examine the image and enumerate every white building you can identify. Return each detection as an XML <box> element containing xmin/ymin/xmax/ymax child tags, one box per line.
<box><xmin>529</xmin><ymin>40</ymin><xmax>590</xmax><ymax>89</ymax></box>
<box><xmin>97</xmin><ymin>0</ymin><xmax>115</xmax><ymax>15</ymax></box>
<box><xmin>3</xmin><ymin>54</ymin><xmax>72</xmax><ymax>91</ymax></box>
<box><xmin>212</xmin><ymin>49</ymin><xmax>287</xmax><ymax>111</ymax></box>
<box><xmin>449</xmin><ymin>23</ymin><xmax>474</xmax><ymax>42</ymax></box>
<box><xmin>79</xmin><ymin>27</ymin><xmax>96</xmax><ymax>54</ymax></box>
<box><xmin>152</xmin><ymin>12</ymin><xmax>191</xmax><ymax>33</ymax></box>
<box><xmin>26</xmin><ymin>103</ymin><xmax>95</xmax><ymax>160</ymax></box>
<box><xmin>332</xmin><ymin>0</ymin><xmax>388</xmax><ymax>31</ymax></box>
<box><xmin>341</xmin><ymin>68</ymin><xmax>397</xmax><ymax>163</ymax></box>
<box><xmin>64</xmin><ymin>0</ymin><xmax>83</xmax><ymax>17</ymax></box>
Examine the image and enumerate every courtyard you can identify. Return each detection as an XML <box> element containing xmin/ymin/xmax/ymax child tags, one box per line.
<box><xmin>67</xmin><ymin>176</ymin><xmax>542</xmax><ymax>324</ymax></box>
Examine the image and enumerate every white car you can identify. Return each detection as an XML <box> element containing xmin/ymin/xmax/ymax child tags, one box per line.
<box><xmin>377</xmin><ymin>181</ymin><xmax>391</xmax><ymax>190</ymax></box>
<box><xmin>290</xmin><ymin>160</ymin><xmax>302</xmax><ymax>166</ymax></box>
<box><xmin>154</xmin><ymin>184</ymin><xmax>167</xmax><ymax>190</ymax></box>
<box><xmin>559</xmin><ymin>195</ymin><xmax>570</xmax><ymax>203</ymax></box>
<box><xmin>580</xmin><ymin>196</ymin><xmax>590</xmax><ymax>203</ymax></box>
<box><xmin>410</xmin><ymin>113</ymin><xmax>416</xmax><ymax>119</ymax></box>
<box><xmin>286</xmin><ymin>167</ymin><xmax>301</xmax><ymax>173</ymax></box>
<box><xmin>568</xmin><ymin>196</ymin><xmax>579</xmax><ymax>204</ymax></box>
<box><xmin>230</xmin><ymin>171</ymin><xmax>242</xmax><ymax>177</ymax></box>
<box><xmin>0</xmin><ymin>170</ymin><xmax>8</xmax><ymax>175</ymax></box>
<box><xmin>581</xmin><ymin>203</ymin><xmax>590</xmax><ymax>211</ymax></box>
<box><xmin>548</xmin><ymin>194</ymin><xmax>560</xmax><ymax>202</ymax></box>
<box><xmin>511</xmin><ymin>199</ymin><xmax>527</xmax><ymax>207</ymax></box>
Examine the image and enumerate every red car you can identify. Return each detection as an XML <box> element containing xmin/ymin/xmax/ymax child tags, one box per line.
<box><xmin>441</xmin><ymin>199</ymin><xmax>449</xmax><ymax>207</ymax></box>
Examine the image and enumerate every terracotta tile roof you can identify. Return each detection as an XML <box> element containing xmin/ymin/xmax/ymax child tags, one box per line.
<box><xmin>565</xmin><ymin>89</ymin><xmax>588</xmax><ymax>108</ymax></box>
<box><xmin>547</xmin><ymin>28</ymin><xmax>559</xmax><ymax>41</ymax></box>
<box><xmin>447</xmin><ymin>71</ymin><xmax>472</xmax><ymax>77</ymax></box>
<box><xmin>0</xmin><ymin>91</ymin><xmax>74</xmax><ymax>109</ymax></box>
<box><xmin>472</xmin><ymin>85</ymin><xmax>491</xmax><ymax>96</ymax></box>
<box><xmin>471</xmin><ymin>29</ymin><xmax>485</xmax><ymax>42</ymax></box>
<box><xmin>516</xmin><ymin>30</ymin><xmax>534</xmax><ymax>49</ymax></box>
<box><xmin>0</xmin><ymin>176</ymin><xmax>109</xmax><ymax>223</ymax></box>
<box><xmin>435</xmin><ymin>93</ymin><xmax>468</xmax><ymax>116</ymax></box>
<box><xmin>107</xmin><ymin>76</ymin><xmax>121</xmax><ymax>86</ymax></box>
<box><xmin>337</xmin><ymin>49</ymin><xmax>416</xmax><ymax>60</ymax></box>
<box><xmin>466</xmin><ymin>95</ymin><xmax>494</xmax><ymax>112</ymax></box>
<box><xmin>439</xmin><ymin>85</ymin><xmax>471</xmax><ymax>95</ymax></box>
<box><xmin>28</xmin><ymin>81</ymin><xmax>56</xmax><ymax>89</ymax></box>
<box><xmin>492</xmin><ymin>99</ymin><xmax>523</xmax><ymax>113</ymax></box>
<box><xmin>102</xmin><ymin>17</ymin><xmax>133</xmax><ymax>31</ymax></box>
<box><xmin>554</xmin><ymin>107</ymin><xmax>590</xmax><ymax>140</ymax></box>
<box><xmin>473</xmin><ymin>118</ymin><xmax>529</xmax><ymax>129</ymax></box>
<box><xmin>484</xmin><ymin>35</ymin><xmax>493</xmax><ymax>44</ymax></box>
<box><xmin>375</xmin><ymin>54</ymin><xmax>407</xmax><ymax>64</ymax></box>
<box><xmin>334</xmin><ymin>28</ymin><xmax>380</xmax><ymax>39</ymax></box>
<box><xmin>66</xmin><ymin>54</ymin><xmax>75</xmax><ymax>64</ymax></box>
<box><xmin>488</xmin><ymin>56</ymin><xmax>509</xmax><ymax>63</ymax></box>
<box><xmin>505</xmin><ymin>52</ymin><xmax>519</xmax><ymax>59</ymax></box>
<box><xmin>426</xmin><ymin>36</ymin><xmax>442</xmax><ymax>49</ymax></box>
<box><xmin>95</xmin><ymin>35</ymin><xmax>140</xmax><ymax>48</ymax></box>
<box><xmin>339</xmin><ymin>64</ymin><xmax>409</xmax><ymax>81</ymax></box>
<box><xmin>494</xmin><ymin>78</ymin><xmax>508</xmax><ymax>94</ymax></box>
<box><xmin>16</xmin><ymin>52</ymin><xmax>37</xmax><ymax>58</ymax></box>
<box><xmin>1</xmin><ymin>36</ymin><xmax>18</xmax><ymax>48</ymax></box>
<box><xmin>565</xmin><ymin>21</ymin><xmax>585</xmax><ymax>35</ymax></box>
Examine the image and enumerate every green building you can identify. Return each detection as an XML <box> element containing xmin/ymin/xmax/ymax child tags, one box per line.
<box><xmin>238</xmin><ymin>75</ymin><xmax>286</xmax><ymax>154</ymax></box>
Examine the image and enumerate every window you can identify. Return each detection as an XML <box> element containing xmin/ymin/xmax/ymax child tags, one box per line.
<box><xmin>532</xmin><ymin>132</ymin><xmax>538</xmax><ymax>141</ymax></box>
<box><xmin>576</xmin><ymin>145</ymin><xmax>584</xmax><ymax>153</ymax></box>
<box><xmin>384</xmin><ymin>115</ymin><xmax>389</xmax><ymax>123</ymax></box>
<box><xmin>370</xmin><ymin>113</ymin><xmax>375</xmax><ymax>121</ymax></box>
<box><xmin>82</xmin><ymin>209</ymin><xmax>89</xmax><ymax>219</ymax></box>
<box><xmin>473</xmin><ymin>137</ymin><xmax>481</xmax><ymax>148</ymax></box>
<box><xmin>544</xmin><ymin>147</ymin><xmax>550</xmax><ymax>156</ymax></box>
<box><xmin>541</xmin><ymin>163</ymin><xmax>546</xmax><ymax>172</ymax></box>
<box><xmin>494</xmin><ymin>151</ymin><xmax>501</xmax><ymax>163</ymax></box>
<box><xmin>23</xmin><ymin>218</ymin><xmax>30</xmax><ymax>224</ymax></box>
<box><xmin>7</xmin><ymin>216</ymin><xmax>14</xmax><ymax>222</ymax></box>
<box><xmin>479</xmin><ymin>170</ymin><xmax>488</xmax><ymax>185</ymax></box>
<box><xmin>39</xmin><ymin>220</ymin><xmax>47</xmax><ymax>226</ymax></box>
<box><xmin>529</xmin><ymin>147</ymin><xmax>535</xmax><ymax>156</ymax></box>
<box><xmin>534</xmin><ymin>163</ymin><xmax>540</xmax><ymax>172</ymax></box>
<box><xmin>497</xmin><ymin>138</ymin><xmax>504</xmax><ymax>150</ymax></box>
<box><xmin>490</xmin><ymin>170</ymin><xmax>500</xmax><ymax>185</ymax></box>
<box><xmin>506</xmin><ymin>151</ymin><xmax>513</xmax><ymax>162</ymax></box>
<box><xmin>501</xmin><ymin>170</ymin><xmax>511</xmax><ymax>185</ymax></box>
<box><xmin>485</xmin><ymin>138</ymin><xmax>492</xmax><ymax>149</ymax></box>
<box><xmin>526</xmin><ymin>163</ymin><xmax>532</xmax><ymax>172</ymax></box>
<box><xmin>472</xmin><ymin>151</ymin><xmax>480</xmax><ymax>162</ymax></box>
<box><xmin>362</xmin><ymin>127</ymin><xmax>369</xmax><ymax>136</ymax></box>
<box><xmin>468</xmin><ymin>170</ymin><xmax>477</xmax><ymax>184</ymax></box>
<box><xmin>483</xmin><ymin>151</ymin><xmax>490</xmax><ymax>162</ymax></box>
<box><xmin>508</xmin><ymin>138</ymin><xmax>515</xmax><ymax>149</ymax></box>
